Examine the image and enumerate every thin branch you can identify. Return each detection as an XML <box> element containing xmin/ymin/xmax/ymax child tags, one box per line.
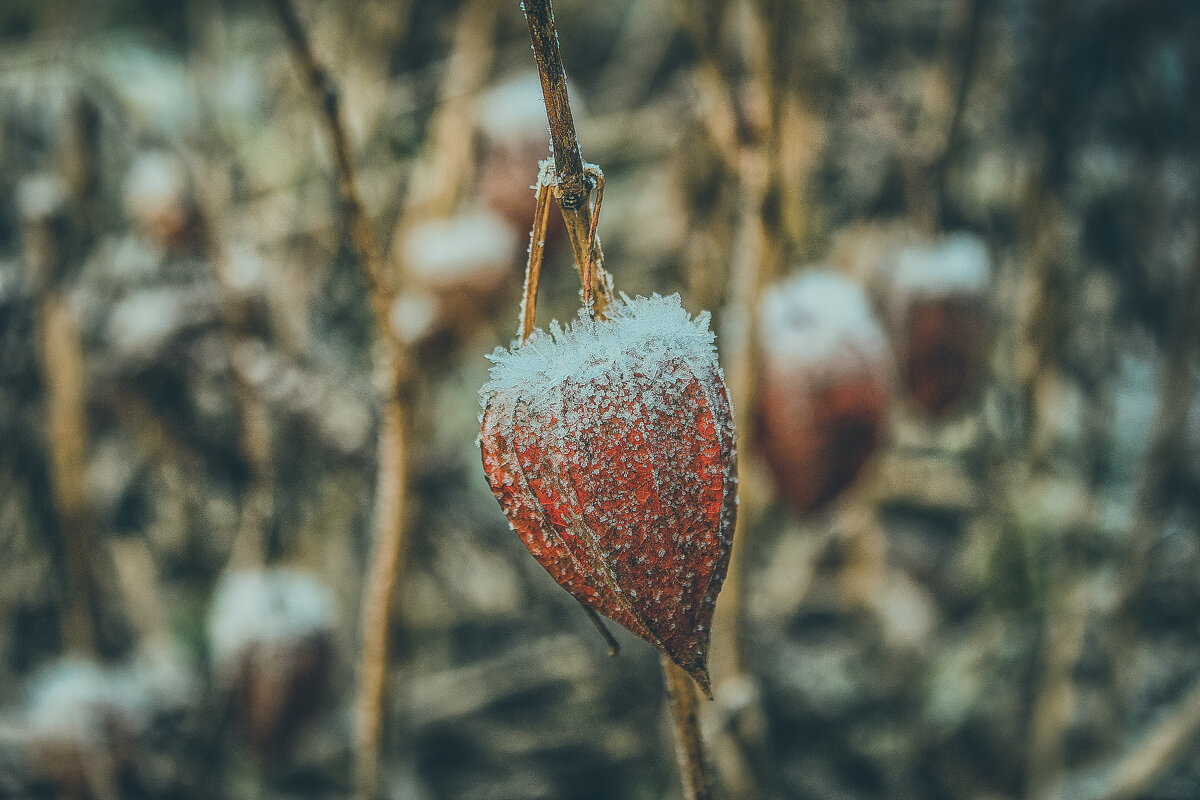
<box><xmin>402</xmin><ymin>0</ymin><xmax>501</xmax><ymax>222</ymax></box>
<box><xmin>267</xmin><ymin>3</ymin><xmax>410</xmax><ymax>799</ymax></box>
<box><xmin>704</xmin><ymin>0</ymin><xmax>779</xmax><ymax>691</ymax></box>
<box><xmin>355</xmin><ymin>379</ymin><xmax>408</xmax><ymax>800</ymax></box>
<box><xmin>932</xmin><ymin>0</ymin><xmax>988</xmax><ymax>225</ymax></box>
<box><xmin>268</xmin><ymin>0</ymin><xmax>395</xmax><ymax>337</ymax></box>
<box><xmin>522</xmin><ymin>0</ymin><xmax>586</xmax><ymax>208</ymax></box>
<box><xmin>521</xmin><ymin>0</ymin><xmax>614</xmax><ymax>314</ymax></box>
<box><xmin>663</xmin><ymin>654</ymin><xmax>715</xmax><ymax>800</ymax></box>
<box><xmin>519</xmin><ymin>169</ymin><xmax>553</xmax><ymax>343</ymax></box>
<box><xmin>581</xmin><ymin>604</ymin><xmax>620</xmax><ymax>658</ymax></box>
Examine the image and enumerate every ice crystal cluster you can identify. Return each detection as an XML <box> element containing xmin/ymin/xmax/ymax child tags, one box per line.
<box><xmin>479</xmin><ymin>294</ymin><xmax>737</xmax><ymax>693</ymax></box>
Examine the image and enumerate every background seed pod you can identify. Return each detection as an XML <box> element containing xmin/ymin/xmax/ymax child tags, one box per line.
<box><xmin>207</xmin><ymin>569</ymin><xmax>336</xmax><ymax>765</ymax></box>
<box><xmin>475</xmin><ymin>72</ymin><xmax>567</xmax><ymax>249</ymax></box>
<box><xmin>755</xmin><ymin>269</ymin><xmax>891</xmax><ymax>514</ymax></box>
<box><xmin>884</xmin><ymin>233</ymin><xmax>992</xmax><ymax>418</ymax></box>
<box><xmin>392</xmin><ymin>209</ymin><xmax>522</xmax><ymax>352</ymax></box>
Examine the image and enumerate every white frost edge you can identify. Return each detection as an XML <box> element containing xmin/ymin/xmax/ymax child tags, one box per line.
<box><xmin>476</xmin><ymin>72</ymin><xmax>551</xmax><ymax>144</ymax></box>
<box><xmin>25</xmin><ymin>658</ymin><xmax>146</xmax><ymax>742</ymax></box>
<box><xmin>480</xmin><ymin>293</ymin><xmax>719</xmax><ymax>407</ymax></box>
<box><xmin>400</xmin><ymin>209</ymin><xmax>519</xmax><ymax>286</ymax></box>
<box><xmin>891</xmin><ymin>232</ymin><xmax>991</xmax><ymax>297</ymax></box>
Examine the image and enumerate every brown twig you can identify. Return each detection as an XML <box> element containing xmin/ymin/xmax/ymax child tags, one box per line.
<box><xmin>663</xmin><ymin>654</ymin><xmax>716</xmax><ymax>800</ymax></box>
<box><xmin>908</xmin><ymin>0</ymin><xmax>988</xmax><ymax>233</ymax></box>
<box><xmin>401</xmin><ymin>0</ymin><xmax>500</xmax><ymax>222</ymax></box>
<box><xmin>700</xmin><ymin>0</ymin><xmax>780</xmax><ymax>693</ymax></box>
<box><xmin>22</xmin><ymin>166</ymin><xmax>100</xmax><ymax>655</ymax></box>
<box><xmin>519</xmin><ymin>168</ymin><xmax>554</xmax><ymax>343</ymax></box>
<box><xmin>269</xmin><ymin>0</ymin><xmax>395</xmax><ymax>338</ymax></box>
<box><xmin>930</xmin><ymin>0</ymin><xmax>988</xmax><ymax>227</ymax></box>
<box><xmin>36</xmin><ymin>293</ymin><xmax>98</xmax><ymax>654</ymax></box>
<box><xmin>521</xmin><ymin>0</ymin><xmax>614</xmax><ymax>315</ymax></box>
<box><xmin>267</xmin><ymin>2</ymin><xmax>410</xmax><ymax>798</ymax></box>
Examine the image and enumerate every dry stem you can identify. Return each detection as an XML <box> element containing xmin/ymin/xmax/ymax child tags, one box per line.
<box><xmin>36</xmin><ymin>293</ymin><xmax>98</xmax><ymax>654</ymax></box>
<box><xmin>700</xmin><ymin>0</ymin><xmax>779</xmax><ymax>691</ymax></box>
<box><xmin>402</xmin><ymin>0</ymin><xmax>500</xmax><ymax>221</ymax></box>
<box><xmin>519</xmin><ymin>170</ymin><xmax>554</xmax><ymax>343</ymax></box>
<box><xmin>663</xmin><ymin>654</ymin><xmax>715</xmax><ymax>800</ymax></box>
<box><xmin>269</xmin><ymin>0</ymin><xmax>395</xmax><ymax>337</ymax></box>
<box><xmin>521</xmin><ymin>0</ymin><xmax>614</xmax><ymax>314</ymax></box>
<box><xmin>268</xmin><ymin>2</ymin><xmax>410</xmax><ymax>798</ymax></box>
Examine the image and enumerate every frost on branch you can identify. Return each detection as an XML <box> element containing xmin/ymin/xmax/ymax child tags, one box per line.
<box><xmin>478</xmin><ymin>294</ymin><xmax>737</xmax><ymax>695</ymax></box>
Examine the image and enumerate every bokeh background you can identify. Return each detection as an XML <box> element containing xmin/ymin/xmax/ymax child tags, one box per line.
<box><xmin>1</xmin><ymin>0</ymin><xmax>1199</xmax><ymax>798</ymax></box>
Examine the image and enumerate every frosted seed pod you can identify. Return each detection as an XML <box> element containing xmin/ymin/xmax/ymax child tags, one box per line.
<box><xmin>23</xmin><ymin>658</ymin><xmax>144</xmax><ymax>795</ymax></box>
<box><xmin>479</xmin><ymin>294</ymin><xmax>736</xmax><ymax>695</ymax></box>
<box><xmin>392</xmin><ymin>209</ymin><xmax>521</xmax><ymax>348</ymax></box>
<box><xmin>756</xmin><ymin>268</ymin><xmax>891</xmax><ymax>513</ymax></box>
<box><xmin>475</xmin><ymin>73</ymin><xmax>568</xmax><ymax>247</ymax></box>
<box><xmin>207</xmin><ymin>568</ymin><xmax>336</xmax><ymax>765</ymax></box>
<box><xmin>885</xmin><ymin>233</ymin><xmax>991</xmax><ymax>417</ymax></box>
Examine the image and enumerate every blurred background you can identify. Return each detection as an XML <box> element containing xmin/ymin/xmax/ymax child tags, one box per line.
<box><xmin>1</xmin><ymin>0</ymin><xmax>1199</xmax><ymax>798</ymax></box>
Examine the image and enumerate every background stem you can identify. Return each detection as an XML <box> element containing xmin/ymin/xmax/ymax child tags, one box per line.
<box><xmin>268</xmin><ymin>2</ymin><xmax>410</xmax><ymax>797</ymax></box>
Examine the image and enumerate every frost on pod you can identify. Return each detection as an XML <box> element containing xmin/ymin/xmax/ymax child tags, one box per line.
<box><xmin>124</xmin><ymin>150</ymin><xmax>204</xmax><ymax>253</ymax></box>
<box><xmin>391</xmin><ymin>209</ymin><xmax>520</xmax><ymax>348</ymax></box>
<box><xmin>756</xmin><ymin>269</ymin><xmax>890</xmax><ymax>513</ymax></box>
<box><xmin>886</xmin><ymin>233</ymin><xmax>991</xmax><ymax>417</ymax></box>
<box><xmin>478</xmin><ymin>294</ymin><xmax>737</xmax><ymax>695</ymax></box>
<box><xmin>475</xmin><ymin>72</ymin><xmax>565</xmax><ymax>247</ymax></box>
<box><xmin>22</xmin><ymin>658</ymin><xmax>146</xmax><ymax>794</ymax></box>
<box><xmin>208</xmin><ymin>568</ymin><xmax>336</xmax><ymax>763</ymax></box>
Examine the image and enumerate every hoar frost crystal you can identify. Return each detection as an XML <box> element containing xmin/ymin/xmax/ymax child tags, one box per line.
<box><xmin>479</xmin><ymin>294</ymin><xmax>737</xmax><ymax>694</ymax></box>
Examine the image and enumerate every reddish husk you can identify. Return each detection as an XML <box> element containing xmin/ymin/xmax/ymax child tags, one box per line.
<box><xmin>479</xmin><ymin>294</ymin><xmax>737</xmax><ymax>695</ymax></box>
<box><xmin>886</xmin><ymin>233</ymin><xmax>991</xmax><ymax>418</ymax></box>
<box><xmin>756</xmin><ymin>270</ymin><xmax>891</xmax><ymax>513</ymax></box>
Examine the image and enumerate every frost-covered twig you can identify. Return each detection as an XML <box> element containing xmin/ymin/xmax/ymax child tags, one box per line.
<box><xmin>267</xmin><ymin>2</ymin><xmax>410</xmax><ymax>798</ymax></box>
<box><xmin>521</xmin><ymin>0</ymin><xmax>614</xmax><ymax>314</ymax></box>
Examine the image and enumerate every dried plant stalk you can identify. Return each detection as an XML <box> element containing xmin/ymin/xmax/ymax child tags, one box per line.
<box><xmin>700</xmin><ymin>0</ymin><xmax>780</xmax><ymax>691</ymax></box>
<box><xmin>402</xmin><ymin>0</ymin><xmax>500</xmax><ymax>221</ymax></box>
<box><xmin>268</xmin><ymin>2</ymin><xmax>410</xmax><ymax>798</ymax></box>
<box><xmin>519</xmin><ymin>172</ymin><xmax>553</xmax><ymax>343</ymax></box>
<box><xmin>37</xmin><ymin>294</ymin><xmax>98</xmax><ymax>654</ymax></box>
<box><xmin>521</xmin><ymin>0</ymin><xmax>613</xmax><ymax>315</ymax></box>
<box><xmin>663</xmin><ymin>654</ymin><xmax>715</xmax><ymax>800</ymax></box>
